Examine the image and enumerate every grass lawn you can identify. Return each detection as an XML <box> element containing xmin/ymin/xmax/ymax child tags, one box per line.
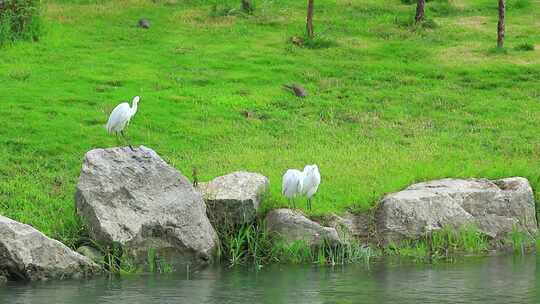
<box><xmin>1</xmin><ymin>0</ymin><xmax>539</xmax><ymax>246</ymax></box>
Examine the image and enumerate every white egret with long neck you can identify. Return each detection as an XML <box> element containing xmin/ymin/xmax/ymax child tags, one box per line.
<box><xmin>106</xmin><ymin>96</ymin><xmax>140</xmax><ymax>150</ymax></box>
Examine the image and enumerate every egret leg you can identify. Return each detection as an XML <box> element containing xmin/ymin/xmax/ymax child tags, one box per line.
<box><xmin>290</xmin><ymin>198</ymin><xmax>296</xmax><ymax>209</ymax></box>
<box><xmin>307</xmin><ymin>198</ymin><xmax>312</xmax><ymax>211</ymax></box>
<box><xmin>121</xmin><ymin>130</ymin><xmax>135</xmax><ymax>151</ymax></box>
<box><xmin>114</xmin><ymin>133</ymin><xmax>122</xmax><ymax>146</ymax></box>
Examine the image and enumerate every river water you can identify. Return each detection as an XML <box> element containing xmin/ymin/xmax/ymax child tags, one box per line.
<box><xmin>1</xmin><ymin>255</ymin><xmax>538</xmax><ymax>304</ymax></box>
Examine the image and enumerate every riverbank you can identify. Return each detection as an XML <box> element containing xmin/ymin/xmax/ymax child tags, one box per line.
<box><xmin>64</xmin><ymin>146</ymin><xmax>536</xmax><ymax>276</ymax></box>
<box><xmin>0</xmin><ymin>145</ymin><xmax>538</xmax><ymax>282</ymax></box>
<box><xmin>1</xmin><ymin>0</ymin><xmax>540</xmax><ymax>249</ymax></box>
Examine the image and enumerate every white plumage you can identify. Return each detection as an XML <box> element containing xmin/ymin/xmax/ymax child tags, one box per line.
<box><xmin>106</xmin><ymin>96</ymin><xmax>140</xmax><ymax>134</ymax></box>
<box><xmin>302</xmin><ymin>164</ymin><xmax>321</xmax><ymax>199</ymax></box>
<box><xmin>106</xmin><ymin>96</ymin><xmax>140</xmax><ymax>150</ymax></box>
<box><xmin>281</xmin><ymin>164</ymin><xmax>321</xmax><ymax>210</ymax></box>
<box><xmin>282</xmin><ymin>169</ymin><xmax>304</xmax><ymax>200</ymax></box>
<box><xmin>302</xmin><ymin>164</ymin><xmax>321</xmax><ymax>210</ymax></box>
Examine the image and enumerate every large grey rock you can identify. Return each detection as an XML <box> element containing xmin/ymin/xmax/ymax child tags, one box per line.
<box><xmin>325</xmin><ymin>212</ymin><xmax>372</xmax><ymax>243</ymax></box>
<box><xmin>198</xmin><ymin>171</ymin><xmax>269</xmax><ymax>226</ymax></box>
<box><xmin>75</xmin><ymin>146</ymin><xmax>218</xmax><ymax>269</ymax></box>
<box><xmin>0</xmin><ymin>215</ymin><xmax>100</xmax><ymax>281</ymax></box>
<box><xmin>266</xmin><ymin>209</ymin><xmax>342</xmax><ymax>246</ymax></box>
<box><xmin>376</xmin><ymin>177</ymin><xmax>537</xmax><ymax>244</ymax></box>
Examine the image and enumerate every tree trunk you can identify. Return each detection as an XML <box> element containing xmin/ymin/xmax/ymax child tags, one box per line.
<box><xmin>497</xmin><ymin>0</ymin><xmax>505</xmax><ymax>48</ymax></box>
<box><xmin>241</xmin><ymin>0</ymin><xmax>253</xmax><ymax>13</ymax></box>
<box><xmin>415</xmin><ymin>0</ymin><xmax>425</xmax><ymax>23</ymax></box>
<box><xmin>306</xmin><ymin>0</ymin><xmax>314</xmax><ymax>38</ymax></box>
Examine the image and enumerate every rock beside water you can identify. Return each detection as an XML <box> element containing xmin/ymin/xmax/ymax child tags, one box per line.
<box><xmin>266</xmin><ymin>209</ymin><xmax>342</xmax><ymax>246</ymax></box>
<box><xmin>76</xmin><ymin>246</ymin><xmax>104</xmax><ymax>265</ymax></box>
<box><xmin>325</xmin><ymin>212</ymin><xmax>372</xmax><ymax>243</ymax></box>
<box><xmin>375</xmin><ymin>177</ymin><xmax>537</xmax><ymax>244</ymax></box>
<box><xmin>198</xmin><ymin>171</ymin><xmax>269</xmax><ymax>226</ymax></box>
<box><xmin>0</xmin><ymin>215</ymin><xmax>100</xmax><ymax>282</ymax></box>
<box><xmin>75</xmin><ymin>146</ymin><xmax>218</xmax><ymax>269</ymax></box>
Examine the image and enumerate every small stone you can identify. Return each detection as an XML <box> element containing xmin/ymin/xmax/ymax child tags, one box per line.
<box><xmin>138</xmin><ymin>19</ymin><xmax>150</xmax><ymax>29</ymax></box>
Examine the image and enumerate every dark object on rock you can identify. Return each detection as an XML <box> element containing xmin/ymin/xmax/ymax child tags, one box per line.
<box><xmin>138</xmin><ymin>18</ymin><xmax>150</xmax><ymax>29</ymax></box>
<box><xmin>283</xmin><ymin>84</ymin><xmax>308</xmax><ymax>98</ymax></box>
<box><xmin>75</xmin><ymin>146</ymin><xmax>218</xmax><ymax>270</ymax></box>
<box><xmin>0</xmin><ymin>215</ymin><xmax>100</xmax><ymax>281</ymax></box>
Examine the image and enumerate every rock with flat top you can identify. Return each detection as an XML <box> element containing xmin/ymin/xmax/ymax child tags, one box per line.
<box><xmin>375</xmin><ymin>177</ymin><xmax>537</xmax><ymax>244</ymax></box>
<box><xmin>75</xmin><ymin>146</ymin><xmax>218</xmax><ymax>269</ymax></box>
<box><xmin>198</xmin><ymin>171</ymin><xmax>269</xmax><ymax>226</ymax></box>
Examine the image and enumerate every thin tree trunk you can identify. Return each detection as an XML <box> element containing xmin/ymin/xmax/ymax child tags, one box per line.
<box><xmin>415</xmin><ymin>0</ymin><xmax>425</xmax><ymax>23</ymax></box>
<box><xmin>306</xmin><ymin>0</ymin><xmax>314</xmax><ymax>38</ymax></box>
<box><xmin>241</xmin><ymin>0</ymin><xmax>253</xmax><ymax>13</ymax></box>
<box><xmin>497</xmin><ymin>0</ymin><xmax>505</xmax><ymax>48</ymax></box>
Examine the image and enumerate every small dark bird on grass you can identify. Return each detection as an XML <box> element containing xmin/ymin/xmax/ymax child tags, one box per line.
<box><xmin>283</xmin><ymin>84</ymin><xmax>308</xmax><ymax>98</ymax></box>
<box><xmin>138</xmin><ymin>18</ymin><xmax>151</xmax><ymax>29</ymax></box>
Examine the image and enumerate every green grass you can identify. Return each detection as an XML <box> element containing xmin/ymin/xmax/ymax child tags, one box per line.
<box><xmin>385</xmin><ymin>225</ymin><xmax>490</xmax><ymax>261</ymax></box>
<box><xmin>504</xmin><ymin>226</ymin><xmax>536</xmax><ymax>255</ymax></box>
<box><xmin>514</xmin><ymin>42</ymin><xmax>535</xmax><ymax>52</ymax></box>
<box><xmin>217</xmin><ymin>221</ymin><xmax>373</xmax><ymax>266</ymax></box>
<box><xmin>1</xmin><ymin>0</ymin><xmax>540</xmax><ymax>246</ymax></box>
<box><xmin>0</xmin><ymin>0</ymin><xmax>42</xmax><ymax>46</ymax></box>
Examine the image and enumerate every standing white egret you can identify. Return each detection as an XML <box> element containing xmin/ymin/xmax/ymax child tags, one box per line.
<box><xmin>302</xmin><ymin>164</ymin><xmax>321</xmax><ymax>210</ymax></box>
<box><xmin>106</xmin><ymin>96</ymin><xmax>140</xmax><ymax>150</ymax></box>
<box><xmin>282</xmin><ymin>169</ymin><xmax>304</xmax><ymax>209</ymax></box>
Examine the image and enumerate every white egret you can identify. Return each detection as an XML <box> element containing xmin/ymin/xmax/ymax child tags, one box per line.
<box><xmin>106</xmin><ymin>96</ymin><xmax>140</xmax><ymax>151</ymax></box>
<box><xmin>302</xmin><ymin>164</ymin><xmax>321</xmax><ymax>210</ymax></box>
<box><xmin>282</xmin><ymin>169</ymin><xmax>304</xmax><ymax>209</ymax></box>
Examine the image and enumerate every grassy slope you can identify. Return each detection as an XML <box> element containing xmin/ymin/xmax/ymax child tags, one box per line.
<box><xmin>0</xmin><ymin>0</ymin><xmax>539</xmax><ymax>245</ymax></box>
